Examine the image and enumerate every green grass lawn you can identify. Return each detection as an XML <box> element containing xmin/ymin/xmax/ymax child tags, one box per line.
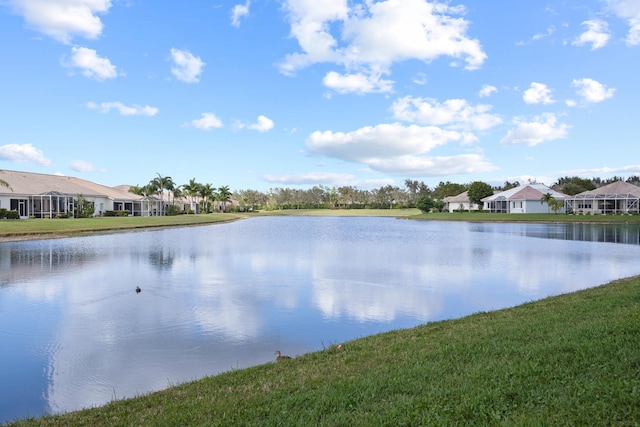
<box><xmin>6</xmin><ymin>275</ymin><xmax>639</xmax><ymax>426</ymax></box>
<box><xmin>0</xmin><ymin>213</ymin><xmax>247</xmax><ymax>240</ymax></box>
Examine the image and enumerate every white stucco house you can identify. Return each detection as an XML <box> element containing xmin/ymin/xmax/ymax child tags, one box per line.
<box><xmin>0</xmin><ymin>170</ymin><xmax>163</xmax><ymax>219</ymax></box>
<box><xmin>482</xmin><ymin>183</ymin><xmax>568</xmax><ymax>213</ymax></box>
<box><xmin>565</xmin><ymin>181</ymin><xmax>640</xmax><ymax>214</ymax></box>
<box><xmin>443</xmin><ymin>191</ymin><xmax>479</xmax><ymax>212</ymax></box>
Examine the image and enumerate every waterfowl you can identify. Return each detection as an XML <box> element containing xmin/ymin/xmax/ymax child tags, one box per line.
<box><xmin>135</xmin><ymin>286</ymin><xmax>141</xmax><ymax>293</ymax></box>
<box><xmin>274</xmin><ymin>350</ymin><xmax>291</xmax><ymax>362</ymax></box>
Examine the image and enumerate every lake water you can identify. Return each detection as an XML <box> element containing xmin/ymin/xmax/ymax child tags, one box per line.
<box><xmin>1</xmin><ymin>217</ymin><xmax>640</xmax><ymax>423</ymax></box>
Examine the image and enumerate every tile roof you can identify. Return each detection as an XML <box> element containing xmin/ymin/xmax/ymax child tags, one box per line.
<box><xmin>482</xmin><ymin>183</ymin><xmax>567</xmax><ymax>201</ymax></box>
<box><xmin>0</xmin><ymin>170</ymin><xmax>141</xmax><ymax>201</ymax></box>
<box><xmin>575</xmin><ymin>181</ymin><xmax>640</xmax><ymax>197</ymax></box>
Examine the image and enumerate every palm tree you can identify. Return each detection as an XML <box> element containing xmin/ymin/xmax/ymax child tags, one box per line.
<box><xmin>182</xmin><ymin>178</ymin><xmax>202</xmax><ymax>213</ymax></box>
<box><xmin>217</xmin><ymin>185</ymin><xmax>231</xmax><ymax>212</ymax></box>
<box><xmin>198</xmin><ymin>183</ymin><xmax>215</xmax><ymax>213</ymax></box>
<box><xmin>540</xmin><ymin>192</ymin><xmax>554</xmax><ymax>213</ymax></box>
<box><xmin>151</xmin><ymin>173</ymin><xmax>174</xmax><ymax>216</ymax></box>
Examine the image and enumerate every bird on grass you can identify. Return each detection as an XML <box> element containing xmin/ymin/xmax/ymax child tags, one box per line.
<box><xmin>135</xmin><ymin>286</ymin><xmax>141</xmax><ymax>293</ymax></box>
<box><xmin>274</xmin><ymin>351</ymin><xmax>291</xmax><ymax>362</ymax></box>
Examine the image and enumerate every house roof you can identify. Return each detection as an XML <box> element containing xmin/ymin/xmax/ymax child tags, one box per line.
<box><xmin>0</xmin><ymin>170</ymin><xmax>141</xmax><ymax>201</ymax></box>
<box><xmin>443</xmin><ymin>191</ymin><xmax>470</xmax><ymax>203</ymax></box>
<box><xmin>574</xmin><ymin>181</ymin><xmax>640</xmax><ymax>197</ymax></box>
<box><xmin>482</xmin><ymin>183</ymin><xmax>567</xmax><ymax>202</ymax></box>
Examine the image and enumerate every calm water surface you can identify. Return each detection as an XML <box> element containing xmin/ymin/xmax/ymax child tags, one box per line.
<box><xmin>1</xmin><ymin>217</ymin><xmax>640</xmax><ymax>423</ymax></box>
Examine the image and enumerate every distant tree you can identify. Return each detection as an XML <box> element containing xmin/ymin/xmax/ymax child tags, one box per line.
<box><xmin>467</xmin><ymin>181</ymin><xmax>493</xmax><ymax>208</ymax></box>
<box><xmin>152</xmin><ymin>173</ymin><xmax>174</xmax><ymax>216</ymax></box>
<box><xmin>548</xmin><ymin>198</ymin><xmax>564</xmax><ymax>214</ymax></box>
<box><xmin>432</xmin><ymin>181</ymin><xmax>467</xmax><ymax>200</ymax></box>
<box><xmin>540</xmin><ymin>192</ymin><xmax>554</xmax><ymax>213</ymax></box>
<box><xmin>217</xmin><ymin>185</ymin><xmax>232</xmax><ymax>212</ymax></box>
<box><xmin>553</xmin><ymin>176</ymin><xmax>596</xmax><ymax>195</ymax></box>
<box><xmin>76</xmin><ymin>194</ymin><xmax>95</xmax><ymax>218</ymax></box>
<box><xmin>199</xmin><ymin>183</ymin><xmax>215</xmax><ymax>213</ymax></box>
<box><xmin>416</xmin><ymin>195</ymin><xmax>435</xmax><ymax>213</ymax></box>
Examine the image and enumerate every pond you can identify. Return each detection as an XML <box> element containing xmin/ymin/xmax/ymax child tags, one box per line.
<box><xmin>1</xmin><ymin>217</ymin><xmax>640</xmax><ymax>423</ymax></box>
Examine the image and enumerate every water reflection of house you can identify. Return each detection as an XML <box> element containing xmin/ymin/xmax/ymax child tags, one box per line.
<box><xmin>481</xmin><ymin>184</ymin><xmax>568</xmax><ymax>213</ymax></box>
<box><xmin>0</xmin><ymin>170</ymin><xmax>163</xmax><ymax>218</ymax></box>
<box><xmin>565</xmin><ymin>181</ymin><xmax>640</xmax><ymax>215</ymax></box>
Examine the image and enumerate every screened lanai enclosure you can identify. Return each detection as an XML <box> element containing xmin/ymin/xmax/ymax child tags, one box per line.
<box><xmin>565</xmin><ymin>181</ymin><xmax>640</xmax><ymax>215</ymax></box>
<box><xmin>565</xmin><ymin>192</ymin><xmax>640</xmax><ymax>215</ymax></box>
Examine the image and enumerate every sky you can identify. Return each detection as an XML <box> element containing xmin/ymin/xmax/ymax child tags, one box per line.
<box><xmin>1</xmin><ymin>0</ymin><xmax>639</xmax><ymax>192</ymax></box>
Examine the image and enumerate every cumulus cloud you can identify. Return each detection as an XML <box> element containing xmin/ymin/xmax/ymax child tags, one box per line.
<box><xmin>305</xmin><ymin>122</ymin><xmax>495</xmax><ymax>176</ymax></box>
<box><xmin>262</xmin><ymin>172</ymin><xmax>355</xmax><ymax>185</ymax></box>
<box><xmin>0</xmin><ymin>143</ymin><xmax>52</xmax><ymax>165</ymax></box>
<box><xmin>86</xmin><ymin>101</ymin><xmax>158</xmax><ymax>116</ymax></box>
<box><xmin>248</xmin><ymin>115</ymin><xmax>274</xmax><ymax>132</ymax></box>
<box><xmin>7</xmin><ymin>0</ymin><xmax>111</xmax><ymax>44</ymax></box>
<box><xmin>323</xmin><ymin>71</ymin><xmax>394</xmax><ymax>94</ymax></box>
<box><xmin>279</xmin><ymin>0</ymin><xmax>486</xmax><ymax>93</ymax></box>
<box><xmin>69</xmin><ymin>160</ymin><xmax>104</xmax><ymax>172</ymax></box>
<box><xmin>573</xmin><ymin>19</ymin><xmax>611</xmax><ymax>50</ymax></box>
<box><xmin>500</xmin><ymin>113</ymin><xmax>569</xmax><ymax>146</ymax></box>
<box><xmin>523</xmin><ymin>82</ymin><xmax>554</xmax><ymax>105</ymax></box>
<box><xmin>366</xmin><ymin>154</ymin><xmax>496</xmax><ymax>176</ymax></box>
<box><xmin>187</xmin><ymin>113</ymin><xmax>223</xmax><ymax>130</ymax></box>
<box><xmin>604</xmin><ymin>0</ymin><xmax>640</xmax><ymax>45</ymax></box>
<box><xmin>63</xmin><ymin>46</ymin><xmax>117</xmax><ymax>80</ymax></box>
<box><xmin>571</xmin><ymin>78</ymin><xmax>615</xmax><ymax>103</ymax></box>
<box><xmin>391</xmin><ymin>96</ymin><xmax>502</xmax><ymax>132</ymax></box>
<box><xmin>170</xmin><ymin>48</ymin><xmax>205</xmax><ymax>83</ymax></box>
<box><xmin>234</xmin><ymin>115</ymin><xmax>275</xmax><ymax>132</ymax></box>
<box><xmin>478</xmin><ymin>84</ymin><xmax>497</xmax><ymax>98</ymax></box>
<box><xmin>231</xmin><ymin>1</ymin><xmax>250</xmax><ymax>27</ymax></box>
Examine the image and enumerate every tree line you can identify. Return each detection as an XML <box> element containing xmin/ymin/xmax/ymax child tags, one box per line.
<box><xmin>130</xmin><ymin>174</ymin><xmax>640</xmax><ymax>214</ymax></box>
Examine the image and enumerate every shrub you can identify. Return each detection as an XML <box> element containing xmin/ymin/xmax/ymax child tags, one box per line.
<box><xmin>5</xmin><ymin>210</ymin><xmax>20</xmax><ymax>219</ymax></box>
<box><xmin>0</xmin><ymin>208</ymin><xmax>7</xmax><ymax>219</ymax></box>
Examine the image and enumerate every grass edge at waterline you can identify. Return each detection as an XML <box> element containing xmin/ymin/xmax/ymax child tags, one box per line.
<box><xmin>7</xmin><ymin>275</ymin><xmax>640</xmax><ymax>426</ymax></box>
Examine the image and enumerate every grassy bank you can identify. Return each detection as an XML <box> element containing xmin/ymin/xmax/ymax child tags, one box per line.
<box><xmin>412</xmin><ymin>211</ymin><xmax>640</xmax><ymax>223</ymax></box>
<box><xmin>0</xmin><ymin>213</ymin><xmax>247</xmax><ymax>241</ymax></box>
<box><xmin>7</xmin><ymin>276</ymin><xmax>640</xmax><ymax>426</ymax></box>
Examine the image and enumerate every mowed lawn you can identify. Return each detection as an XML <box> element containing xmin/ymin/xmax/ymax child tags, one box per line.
<box><xmin>5</xmin><ymin>275</ymin><xmax>640</xmax><ymax>426</ymax></box>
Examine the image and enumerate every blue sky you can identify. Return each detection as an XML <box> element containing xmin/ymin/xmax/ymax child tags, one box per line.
<box><xmin>1</xmin><ymin>0</ymin><xmax>639</xmax><ymax>192</ymax></box>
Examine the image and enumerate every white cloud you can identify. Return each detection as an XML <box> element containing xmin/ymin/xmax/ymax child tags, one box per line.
<box><xmin>231</xmin><ymin>1</ymin><xmax>250</xmax><ymax>27</ymax></box>
<box><xmin>500</xmin><ymin>113</ymin><xmax>569</xmax><ymax>146</ymax></box>
<box><xmin>86</xmin><ymin>101</ymin><xmax>158</xmax><ymax>116</ymax></box>
<box><xmin>571</xmin><ymin>78</ymin><xmax>615</xmax><ymax>103</ymax></box>
<box><xmin>306</xmin><ymin>123</ymin><xmax>461</xmax><ymax>162</ymax></box>
<box><xmin>572</xmin><ymin>19</ymin><xmax>611</xmax><ymax>50</ymax></box>
<box><xmin>304</xmin><ymin>121</ymin><xmax>494</xmax><ymax>177</ymax></box>
<box><xmin>63</xmin><ymin>46</ymin><xmax>117</xmax><ymax>80</ymax></box>
<box><xmin>323</xmin><ymin>71</ymin><xmax>394</xmax><ymax>94</ymax></box>
<box><xmin>523</xmin><ymin>82</ymin><xmax>554</xmax><ymax>105</ymax></box>
<box><xmin>604</xmin><ymin>0</ymin><xmax>640</xmax><ymax>45</ymax></box>
<box><xmin>391</xmin><ymin>96</ymin><xmax>502</xmax><ymax>131</ymax></box>
<box><xmin>248</xmin><ymin>115</ymin><xmax>274</xmax><ymax>132</ymax></box>
<box><xmin>69</xmin><ymin>160</ymin><xmax>103</xmax><ymax>172</ymax></box>
<box><xmin>187</xmin><ymin>113</ymin><xmax>223</xmax><ymax>130</ymax></box>
<box><xmin>478</xmin><ymin>84</ymin><xmax>497</xmax><ymax>98</ymax></box>
<box><xmin>170</xmin><ymin>48</ymin><xmax>205</xmax><ymax>83</ymax></box>
<box><xmin>262</xmin><ymin>172</ymin><xmax>355</xmax><ymax>185</ymax></box>
<box><xmin>279</xmin><ymin>0</ymin><xmax>486</xmax><ymax>93</ymax></box>
<box><xmin>7</xmin><ymin>0</ymin><xmax>111</xmax><ymax>44</ymax></box>
<box><xmin>0</xmin><ymin>143</ymin><xmax>52</xmax><ymax>165</ymax></box>
<box><xmin>366</xmin><ymin>154</ymin><xmax>496</xmax><ymax>176</ymax></box>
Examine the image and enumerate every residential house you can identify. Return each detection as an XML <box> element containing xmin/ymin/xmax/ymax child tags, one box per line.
<box><xmin>443</xmin><ymin>191</ymin><xmax>479</xmax><ymax>212</ymax></box>
<box><xmin>482</xmin><ymin>183</ymin><xmax>568</xmax><ymax>213</ymax></box>
<box><xmin>0</xmin><ymin>170</ymin><xmax>163</xmax><ymax>219</ymax></box>
<box><xmin>565</xmin><ymin>181</ymin><xmax>640</xmax><ymax>214</ymax></box>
